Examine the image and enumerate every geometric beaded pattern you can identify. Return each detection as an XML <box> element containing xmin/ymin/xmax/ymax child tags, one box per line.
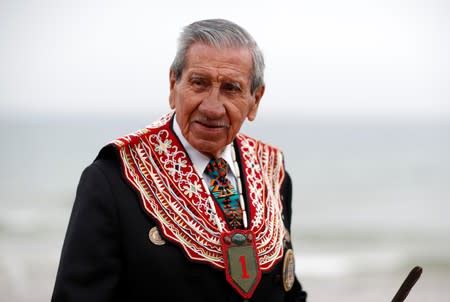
<box><xmin>204</xmin><ymin>158</ymin><xmax>243</xmax><ymax>229</ymax></box>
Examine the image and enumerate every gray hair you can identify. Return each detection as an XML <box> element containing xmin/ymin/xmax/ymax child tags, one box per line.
<box><xmin>170</xmin><ymin>19</ymin><xmax>265</xmax><ymax>94</ymax></box>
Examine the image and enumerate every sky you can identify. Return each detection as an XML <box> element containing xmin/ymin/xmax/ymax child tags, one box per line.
<box><xmin>0</xmin><ymin>0</ymin><xmax>449</xmax><ymax>119</ymax></box>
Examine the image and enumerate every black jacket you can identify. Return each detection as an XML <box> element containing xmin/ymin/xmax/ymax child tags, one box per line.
<box><xmin>52</xmin><ymin>145</ymin><xmax>307</xmax><ymax>302</ymax></box>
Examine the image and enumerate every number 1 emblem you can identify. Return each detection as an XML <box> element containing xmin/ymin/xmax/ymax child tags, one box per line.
<box><xmin>221</xmin><ymin>230</ymin><xmax>261</xmax><ymax>299</ymax></box>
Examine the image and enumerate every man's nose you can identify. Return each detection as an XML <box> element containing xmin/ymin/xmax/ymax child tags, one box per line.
<box><xmin>198</xmin><ymin>87</ymin><xmax>225</xmax><ymax>118</ymax></box>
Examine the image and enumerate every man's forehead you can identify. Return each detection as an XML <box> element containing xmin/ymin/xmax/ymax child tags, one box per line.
<box><xmin>183</xmin><ymin>43</ymin><xmax>253</xmax><ymax>79</ymax></box>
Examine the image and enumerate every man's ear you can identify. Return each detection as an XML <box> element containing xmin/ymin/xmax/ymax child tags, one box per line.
<box><xmin>247</xmin><ymin>85</ymin><xmax>265</xmax><ymax>121</ymax></box>
<box><xmin>169</xmin><ymin>70</ymin><xmax>177</xmax><ymax>109</ymax></box>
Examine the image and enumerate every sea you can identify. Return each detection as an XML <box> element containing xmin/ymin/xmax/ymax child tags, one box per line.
<box><xmin>0</xmin><ymin>113</ymin><xmax>449</xmax><ymax>302</ymax></box>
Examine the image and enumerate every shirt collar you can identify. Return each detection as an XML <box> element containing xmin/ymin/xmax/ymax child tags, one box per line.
<box><xmin>172</xmin><ymin>115</ymin><xmax>237</xmax><ymax>177</ymax></box>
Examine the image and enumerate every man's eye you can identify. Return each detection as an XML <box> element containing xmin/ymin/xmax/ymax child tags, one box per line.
<box><xmin>191</xmin><ymin>78</ymin><xmax>207</xmax><ymax>87</ymax></box>
<box><xmin>222</xmin><ymin>83</ymin><xmax>241</xmax><ymax>92</ymax></box>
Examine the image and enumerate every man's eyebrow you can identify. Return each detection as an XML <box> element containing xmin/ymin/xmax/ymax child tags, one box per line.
<box><xmin>189</xmin><ymin>73</ymin><xmax>203</xmax><ymax>79</ymax></box>
<box><xmin>219</xmin><ymin>75</ymin><xmax>245</xmax><ymax>85</ymax></box>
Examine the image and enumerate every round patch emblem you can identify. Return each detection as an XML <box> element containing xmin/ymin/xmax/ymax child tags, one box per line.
<box><xmin>149</xmin><ymin>226</ymin><xmax>165</xmax><ymax>246</ymax></box>
<box><xmin>282</xmin><ymin>249</ymin><xmax>295</xmax><ymax>291</ymax></box>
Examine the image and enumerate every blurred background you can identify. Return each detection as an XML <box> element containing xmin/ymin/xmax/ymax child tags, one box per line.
<box><xmin>1</xmin><ymin>0</ymin><xmax>449</xmax><ymax>301</ymax></box>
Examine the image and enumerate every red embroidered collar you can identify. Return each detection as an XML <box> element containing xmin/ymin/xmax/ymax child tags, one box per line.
<box><xmin>112</xmin><ymin>113</ymin><xmax>286</xmax><ymax>271</ymax></box>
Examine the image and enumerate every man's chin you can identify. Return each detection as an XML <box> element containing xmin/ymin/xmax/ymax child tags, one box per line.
<box><xmin>190</xmin><ymin>139</ymin><xmax>228</xmax><ymax>159</ymax></box>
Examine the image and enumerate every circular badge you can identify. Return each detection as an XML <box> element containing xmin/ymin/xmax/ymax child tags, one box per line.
<box><xmin>149</xmin><ymin>226</ymin><xmax>166</xmax><ymax>246</ymax></box>
<box><xmin>282</xmin><ymin>249</ymin><xmax>295</xmax><ymax>292</ymax></box>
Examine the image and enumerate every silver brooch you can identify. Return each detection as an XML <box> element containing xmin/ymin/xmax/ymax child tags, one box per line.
<box><xmin>148</xmin><ymin>226</ymin><xmax>166</xmax><ymax>246</ymax></box>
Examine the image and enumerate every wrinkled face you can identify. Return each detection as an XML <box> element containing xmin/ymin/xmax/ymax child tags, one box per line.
<box><xmin>169</xmin><ymin>43</ymin><xmax>264</xmax><ymax>158</ymax></box>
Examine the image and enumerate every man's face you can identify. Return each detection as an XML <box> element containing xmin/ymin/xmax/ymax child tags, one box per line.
<box><xmin>169</xmin><ymin>43</ymin><xmax>264</xmax><ymax>158</ymax></box>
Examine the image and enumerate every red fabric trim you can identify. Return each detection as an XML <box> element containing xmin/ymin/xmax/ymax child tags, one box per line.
<box><xmin>112</xmin><ymin>113</ymin><xmax>286</xmax><ymax>274</ymax></box>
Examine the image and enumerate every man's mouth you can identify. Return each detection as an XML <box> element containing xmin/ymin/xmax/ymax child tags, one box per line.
<box><xmin>194</xmin><ymin>120</ymin><xmax>230</xmax><ymax>129</ymax></box>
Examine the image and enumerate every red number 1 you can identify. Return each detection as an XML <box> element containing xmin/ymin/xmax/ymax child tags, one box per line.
<box><xmin>239</xmin><ymin>255</ymin><xmax>250</xmax><ymax>279</ymax></box>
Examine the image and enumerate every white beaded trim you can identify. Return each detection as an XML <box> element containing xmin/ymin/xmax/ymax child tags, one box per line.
<box><xmin>231</xmin><ymin>144</ymin><xmax>248</xmax><ymax>229</ymax></box>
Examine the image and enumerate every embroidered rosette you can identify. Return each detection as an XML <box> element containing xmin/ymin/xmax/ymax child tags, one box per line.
<box><xmin>113</xmin><ymin>113</ymin><xmax>286</xmax><ymax>271</ymax></box>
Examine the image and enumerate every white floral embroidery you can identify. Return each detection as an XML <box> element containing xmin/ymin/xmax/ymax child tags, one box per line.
<box><xmin>183</xmin><ymin>181</ymin><xmax>203</xmax><ymax>198</ymax></box>
<box><xmin>155</xmin><ymin>139</ymin><xmax>172</xmax><ymax>154</ymax></box>
<box><xmin>176</xmin><ymin>158</ymin><xmax>187</xmax><ymax>169</ymax></box>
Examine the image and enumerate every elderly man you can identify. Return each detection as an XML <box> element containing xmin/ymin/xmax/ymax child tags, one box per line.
<box><xmin>52</xmin><ymin>19</ymin><xmax>307</xmax><ymax>301</ymax></box>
